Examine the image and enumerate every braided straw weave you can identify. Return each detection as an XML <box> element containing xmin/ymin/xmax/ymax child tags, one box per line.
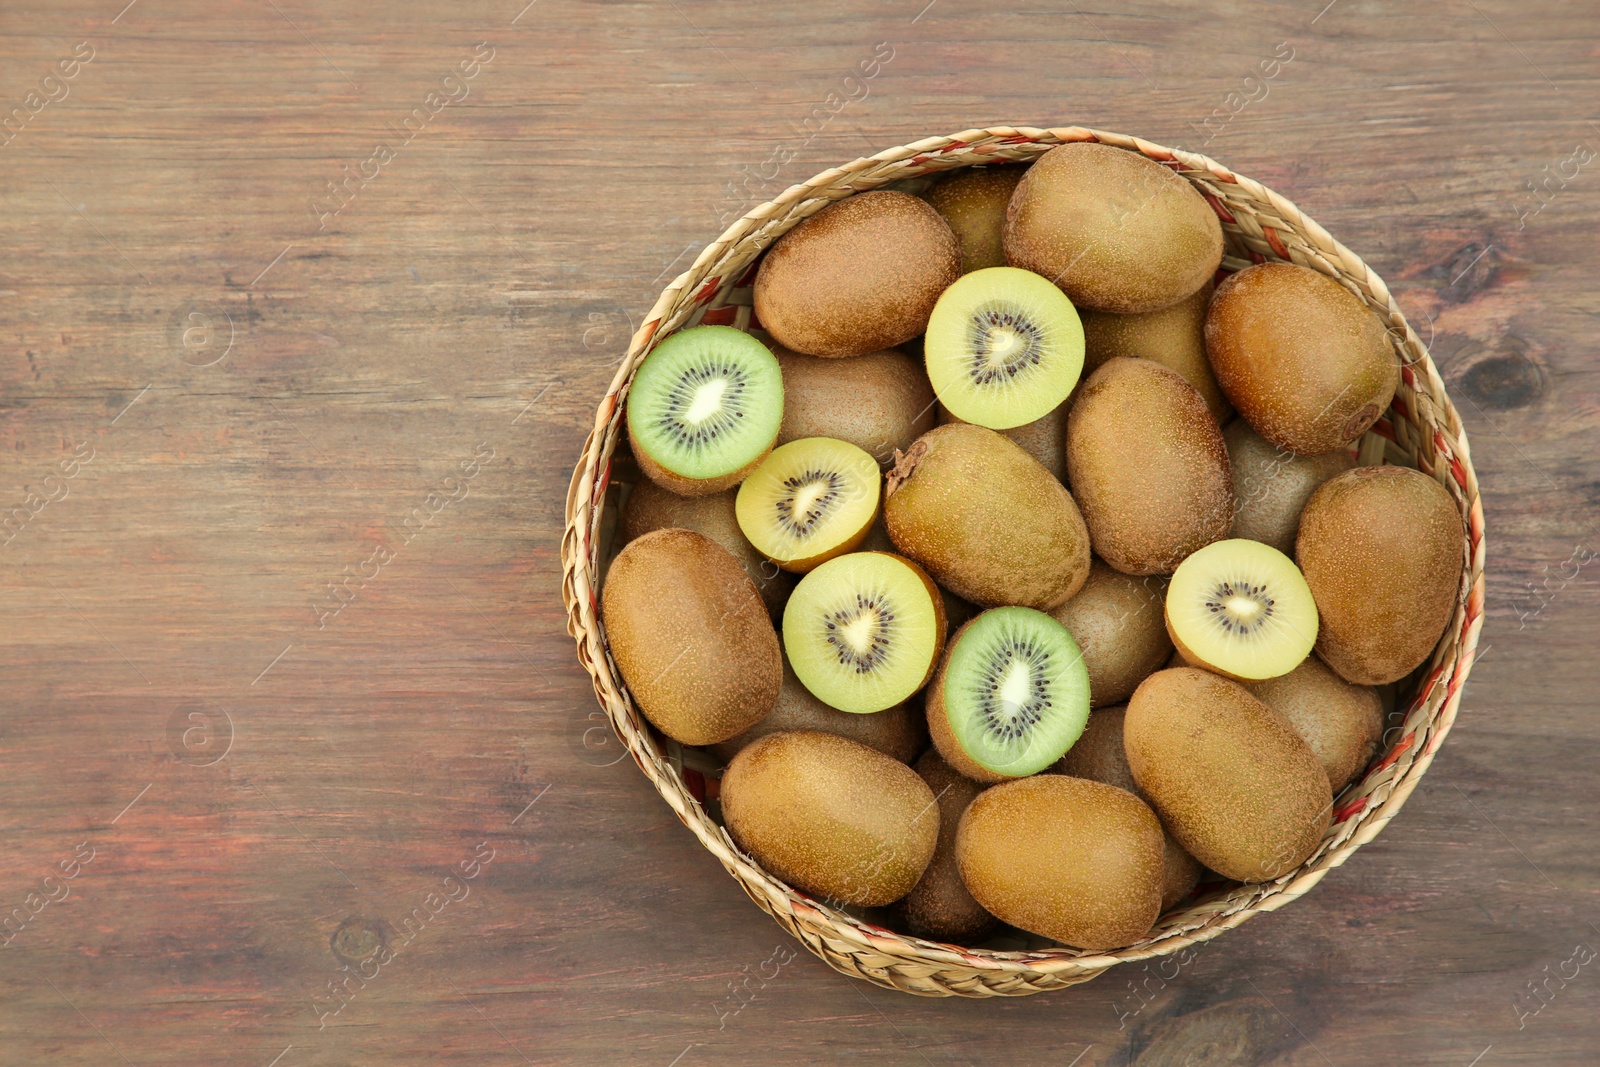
<box><xmin>560</xmin><ymin>126</ymin><xmax>1486</xmax><ymax>997</ymax></box>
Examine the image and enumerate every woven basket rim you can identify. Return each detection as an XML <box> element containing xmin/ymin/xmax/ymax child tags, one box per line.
<box><xmin>560</xmin><ymin>125</ymin><xmax>1487</xmax><ymax>997</ymax></box>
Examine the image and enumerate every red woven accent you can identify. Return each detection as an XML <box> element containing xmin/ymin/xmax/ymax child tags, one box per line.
<box><xmin>1371</xmin><ymin>732</ymin><xmax>1415</xmax><ymax>773</ymax></box>
<box><xmin>1248</xmin><ymin>249</ymin><xmax>1267</xmax><ymax>264</ymax></box>
<box><xmin>1204</xmin><ymin>192</ymin><xmax>1237</xmax><ymax>225</ymax></box>
<box><xmin>700</xmin><ymin>306</ymin><xmax>738</xmax><ymax>326</ymax></box>
<box><xmin>1333</xmin><ymin>797</ymin><xmax>1368</xmax><ymax>823</ymax></box>
<box><xmin>1389</xmin><ymin>394</ymin><xmax>1412</xmax><ymax>421</ymax></box>
<box><xmin>694</xmin><ymin>278</ymin><xmax>721</xmax><ymax>304</ymax></box>
<box><xmin>1262</xmin><ymin>226</ymin><xmax>1291</xmax><ymax>260</ymax></box>
<box><xmin>734</xmin><ymin>260</ymin><xmax>761</xmax><ymax>288</ymax></box>
<box><xmin>638</xmin><ymin>318</ymin><xmax>661</xmax><ymax>349</ymax></box>
<box><xmin>1370</xmin><ymin>417</ymin><xmax>1397</xmax><ymax>442</ymax></box>
<box><xmin>683</xmin><ymin>768</ymin><xmax>707</xmax><ymax>804</ymax></box>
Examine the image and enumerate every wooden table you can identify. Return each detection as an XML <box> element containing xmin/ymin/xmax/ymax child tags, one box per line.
<box><xmin>1</xmin><ymin>1</ymin><xmax>1595</xmax><ymax>1063</ymax></box>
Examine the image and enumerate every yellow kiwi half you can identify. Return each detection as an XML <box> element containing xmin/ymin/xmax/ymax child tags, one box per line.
<box><xmin>1205</xmin><ymin>262</ymin><xmax>1400</xmax><ymax>455</ymax></box>
<box><xmin>899</xmin><ymin>751</ymin><xmax>999</xmax><ymax>943</ymax></box>
<box><xmin>1296</xmin><ymin>465</ymin><xmax>1464</xmax><ymax>685</ymax></box>
<box><xmin>924</xmin><ymin>164</ymin><xmax>1029</xmax><ymax>274</ymax></box>
<box><xmin>1081</xmin><ymin>281</ymin><xmax>1231</xmax><ymax>423</ymax></box>
<box><xmin>1065</xmin><ymin>358</ymin><xmax>1234</xmax><ymax>575</ymax></box>
<box><xmin>1125</xmin><ymin>668</ymin><xmax>1331</xmax><ymax>882</ymax></box>
<box><xmin>774</xmin><ymin>345</ymin><xmax>937</xmax><ymax>469</ymax></box>
<box><xmin>1003</xmin><ymin>142</ymin><xmax>1223</xmax><ymax>314</ymax></box>
<box><xmin>1048</xmin><ymin>560</ymin><xmax>1173</xmax><ymax>706</ymax></box>
<box><xmin>955</xmin><ymin>774</ymin><xmax>1165</xmax><ymax>950</ymax></box>
<box><xmin>1165</xmin><ymin>538</ymin><xmax>1319</xmax><ymax>682</ymax></box>
<box><xmin>753</xmin><ymin>191</ymin><xmax>960</xmax><ymax>358</ymax></box>
<box><xmin>885</xmin><ymin>423</ymin><xmax>1091</xmax><ymax>609</ymax></box>
<box><xmin>721</xmin><ymin>730</ymin><xmax>939</xmax><ymax>906</ymax></box>
<box><xmin>735</xmin><ymin>437</ymin><xmax>880</xmax><ymax>573</ymax></box>
<box><xmin>1244</xmin><ymin>656</ymin><xmax>1382</xmax><ymax>793</ymax></box>
<box><xmin>600</xmin><ymin>529</ymin><xmax>782</xmax><ymax>745</ymax></box>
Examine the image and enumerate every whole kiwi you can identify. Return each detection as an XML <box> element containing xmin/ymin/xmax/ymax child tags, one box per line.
<box><xmin>721</xmin><ymin>731</ymin><xmax>939</xmax><ymax>906</ymax></box>
<box><xmin>753</xmin><ymin>191</ymin><xmax>960</xmax><ymax>358</ymax></box>
<box><xmin>1065</xmin><ymin>357</ymin><xmax>1234</xmax><ymax>575</ymax></box>
<box><xmin>620</xmin><ymin>479</ymin><xmax>795</xmax><ymax>618</ymax></box>
<box><xmin>1296</xmin><ymin>465</ymin><xmax>1464</xmax><ymax>685</ymax></box>
<box><xmin>1055</xmin><ymin>707</ymin><xmax>1203</xmax><ymax>910</ymax></box>
<box><xmin>884</xmin><ymin>423</ymin><xmax>1091</xmax><ymax>609</ymax></box>
<box><xmin>600</xmin><ymin>529</ymin><xmax>782</xmax><ymax>745</ymax></box>
<box><xmin>1125</xmin><ymin>668</ymin><xmax>1332</xmax><ymax>883</ymax></box>
<box><xmin>1244</xmin><ymin>656</ymin><xmax>1383</xmax><ymax>793</ymax></box>
<box><xmin>1004</xmin><ymin>142</ymin><xmax>1223</xmax><ymax>314</ymax></box>
<box><xmin>1225</xmin><ymin>420</ymin><xmax>1355</xmax><ymax>554</ymax></box>
<box><xmin>1206</xmin><ymin>262</ymin><xmax>1400</xmax><ymax>455</ymax></box>
<box><xmin>899</xmin><ymin>751</ymin><xmax>999</xmax><ymax>943</ymax></box>
<box><xmin>1048</xmin><ymin>560</ymin><xmax>1173</xmax><ymax>707</ymax></box>
<box><xmin>710</xmin><ymin>655</ymin><xmax>927</xmax><ymax>765</ymax></box>
<box><xmin>924</xmin><ymin>164</ymin><xmax>1029</xmax><ymax>274</ymax></box>
<box><xmin>1081</xmin><ymin>282</ymin><xmax>1231</xmax><ymax>424</ymax></box>
<box><xmin>774</xmin><ymin>345</ymin><xmax>936</xmax><ymax>469</ymax></box>
<box><xmin>938</xmin><ymin>401</ymin><xmax>1068</xmax><ymax>483</ymax></box>
<box><xmin>956</xmin><ymin>774</ymin><xmax>1165</xmax><ymax>949</ymax></box>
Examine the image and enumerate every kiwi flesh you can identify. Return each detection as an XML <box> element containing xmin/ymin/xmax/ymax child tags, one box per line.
<box><xmin>939</xmin><ymin>399</ymin><xmax>1068</xmax><ymax>482</ymax></box>
<box><xmin>1296</xmin><ymin>465</ymin><xmax>1464</xmax><ymax>685</ymax></box>
<box><xmin>774</xmin><ymin>345</ymin><xmax>937</xmax><ymax>469</ymax></box>
<box><xmin>923</xmin><ymin>266</ymin><xmax>1085</xmax><ymax>430</ymax></box>
<box><xmin>1244</xmin><ymin>656</ymin><xmax>1382</xmax><ymax>793</ymax></box>
<box><xmin>600</xmin><ymin>529</ymin><xmax>781</xmax><ymax>745</ymax></box>
<box><xmin>1081</xmin><ymin>281</ymin><xmax>1231</xmax><ymax>423</ymax></box>
<box><xmin>721</xmin><ymin>730</ymin><xmax>939</xmax><ymax>906</ymax></box>
<box><xmin>924</xmin><ymin>164</ymin><xmax>1028</xmax><ymax>274</ymax></box>
<box><xmin>1206</xmin><ymin>262</ymin><xmax>1400</xmax><ymax>455</ymax></box>
<box><xmin>1065</xmin><ymin>357</ymin><xmax>1234</xmax><ymax>575</ymax></box>
<box><xmin>783</xmin><ymin>551</ymin><xmax>947</xmax><ymax>714</ymax></box>
<box><xmin>735</xmin><ymin>437</ymin><xmax>880</xmax><ymax>573</ymax></box>
<box><xmin>1054</xmin><ymin>707</ymin><xmax>1203</xmax><ymax>910</ymax></box>
<box><xmin>899</xmin><ymin>751</ymin><xmax>1000</xmax><ymax>943</ymax></box>
<box><xmin>753</xmin><ymin>191</ymin><xmax>960</xmax><ymax>358</ymax></box>
<box><xmin>1003</xmin><ymin>142</ymin><xmax>1223</xmax><ymax>314</ymax></box>
<box><xmin>620</xmin><ymin>479</ymin><xmax>795</xmax><ymax>618</ymax></box>
<box><xmin>1225</xmin><ymin>420</ymin><xmax>1355</xmax><ymax>554</ymax></box>
<box><xmin>1125</xmin><ymin>667</ymin><xmax>1332</xmax><ymax>882</ymax></box>
<box><xmin>955</xmin><ymin>774</ymin><xmax>1165</xmax><ymax>949</ymax></box>
<box><xmin>926</xmin><ymin>607</ymin><xmax>1091</xmax><ymax>782</ymax></box>
<box><xmin>1048</xmin><ymin>560</ymin><xmax>1172</xmax><ymax>707</ymax></box>
<box><xmin>710</xmin><ymin>654</ymin><xmax>927</xmax><ymax>766</ymax></box>
<box><xmin>885</xmin><ymin>423</ymin><xmax>1091</xmax><ymax>609</ymax></box>
<box><xmin>626</xmin><ymin>325</ymin><xmax>784</xmax><ymax>496</ymax></box>
<box><xmin>1165</xmin><ymin>538</ymin><xmax>1319</xmax><ymax>681</ymax></box>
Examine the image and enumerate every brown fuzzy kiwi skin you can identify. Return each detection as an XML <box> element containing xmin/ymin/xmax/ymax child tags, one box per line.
<box><xmin>898</xmin><ymin>751</ymin><xmax>1000</xmax><ymax>943</ymax></box>
<box><xmin>1225</xmin><ymin>420</ymin><xmax>1356</xmax><ymax>555</ymax></box>
<box><xmin>1244</xmin><ymin>656</ymin><xmax>1383</xmax><ymax>793</ymax></box>
<box><xmin>752</xmin><ymin>191</ymin><xmax>960</xmax><ymax>358</ymax></box>
<box><xmin>632</xmin><ymin>439</ymin><xmax>771</xmax><ymax>498</ymax></box>
<box><xmin>884</xmin><ymin>423</ymin><xmax>1091</xmax><ymax>610</ymax></box>
<box><xmin>1065</xmin><ymin>358</ymin><xmax>1234</xmax><ymax>576</ymax></box>
<box><xmin>938</xmin><ymin>401</ymin><xmax>1068</xmax><ymax>483</ymax></box>
<box><xmin>923</xmin><ymin>616</ymin><xmax>1009</xmax><ymax>784</ymax></box>
<box><xmin>1049</xmin><ymin>560</ymin><xmax>1172</xmax><ymax>706</ymax></box>
<box><xmin>1205</xmin><ymin>262</ymin><xmax>1400</xmax><ymax>456</ymax></box>
<box><xmin>955</xmin><ymin>774</ymin><xmax>1165</xmax><ymax>950</ymax></box>
<box><xmin>1081</xmin><ymin>282</ymin><xmax>1231</xmax><ymax>423</ymax></box>
<box><xmin>710</xmin><ymin>656</ymin><xmax>927</xmax><ymax>765</ymax></box>
<box><xmin>620</xmin><ymin>479</ymin><xmax>796</xmax><ymax>618</ymax></box>
<box><xmin>1003</xmin><ymin>142</ymin><xmax>1223</xmax><ymax>314</ymax></box>
<box><xmin>774</xmin><ymin>346</ymin><xmax>937</xmax><ymax>470</ymax></box>
<box><xmin>1295</xmin><ymin>465</ymin><xmax>1464</xmax><ymax>685</ymax></box>
<box><xmin>1054</xmin><ymin>708</ymin><xmax>1202</xmax><ymax>910</ymax></box>
<box><xmin>600</xmin><ymin>529</ymin><xmax>782</xmax><ymax>745</ymax></box>
<box><xmin>721</xmin><ymin>731</ymin><xmax>939</xmax><ymax>907</ymax></box>
<box><xmin>1124</xmin><ymin>668</ymin><xmax>1332</xmax><ymax>883</ymax></box>
<box><xmin>923</xmin><ymin>164</ymin><xmax>1029</xmax><ymax>274</ymax></box>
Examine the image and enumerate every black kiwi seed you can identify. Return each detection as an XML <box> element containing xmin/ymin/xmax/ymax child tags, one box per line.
<box><xmin>656</xmin><ymin>360</ymin><xmax>749</xmax><ymax>451</ymax></box>
<box><xmin>773</xmin><ymin>468</ymin><xmax>845</xmax><ymax>538</ymax></box>
<box><xmin>965</xmin><ymin>303</ymin><xmax>1046</xmax><ymax>385</ymax></box>
<box><xmin>967</xmin><ymin>637</ymin><xmax>1055</xmax><ymax>742</ymax></box>
<box><xmin>823</xmin><ymin>593</ymin><xmax>896</xmax><ymax>674</ymax></box>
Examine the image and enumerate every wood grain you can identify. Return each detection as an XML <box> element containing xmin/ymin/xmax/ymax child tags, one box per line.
<box><xmin>1</xmin><ymin>0</ymin><xmax>1597</xmax><ymax>1063</ymax></box>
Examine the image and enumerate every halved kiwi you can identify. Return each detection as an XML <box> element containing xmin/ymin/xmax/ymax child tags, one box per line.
<box><xmin>1165</xmin><ymin>538</ymin><xmax>1318</xmax><ymax>681</ymax></box>
<box><xmin>783</xmin><ymin>552</ymin><xmax>946</xmax><ymax>714</ymax></box>
<box><xmin>924</xmin><ymin>267</ymin><xmax>1085</xmax><ymax>430</ymax></box>
<box><xmin>926</xmin><ymin>607</ymin><xmax>1091</xmax><ymax>782</ymax></box>
<box><xmin>626</xmin><ymin>325</ymin><xmax>783</xmax><ymax>496</ymax></box>
<box><xmin>735</xmin><ymin>437</ymin><xmax>880</xmax><ymax>573</ymax></box>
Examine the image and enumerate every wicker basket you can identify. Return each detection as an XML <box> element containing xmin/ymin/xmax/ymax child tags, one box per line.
<box><xmin>560</xmin><ymin>125</ymin><xmax>1486</xmax><ymax>997</ymax></box>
